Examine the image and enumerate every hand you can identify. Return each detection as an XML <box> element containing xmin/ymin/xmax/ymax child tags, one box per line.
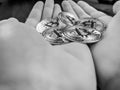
<box><xmin>62</xmin><ymin>0</ymin><xmax>120</xmax><ymax>89</ymax></box>
<box><xmin>0</xmin><ymin>0</ymin><xmax>96</xmax><ymax>90</ymax></box>
<box><xmin>113</xmin><ymin>0</ymin><xmax>120</xmax><ymax>14</ymax></box>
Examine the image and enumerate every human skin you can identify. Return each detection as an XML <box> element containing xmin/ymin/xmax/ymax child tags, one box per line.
<box><xmin>113</xmin><ymin>0</ymin><xmax>120</xmax><ymax>14</ymax></box>
<box><xmin>62</xmin><ymin>0</ymin><xmax>120</xmax><ymax>90</ymax></box>
<box><xmin>0</xmin><ymin>0</ymin><xmax>96</xmax><ymax>90</ymax></box>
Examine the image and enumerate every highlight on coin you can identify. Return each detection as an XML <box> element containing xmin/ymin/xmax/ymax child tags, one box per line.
<box><xmin>58</xmin><ymin>12</ymin><xmax>78</xmax><ymax>26</ymax></box>
<box><xmin>62</xmin><ymin>25</ymin><xmax>102</xmax><ymax>43</ymax></box>
<box><xmin>36</xmin><ymin>18</ymin><xmax>67</xmax><ymax>33</ymax></box>
<box><xmin>42</xmin><ymin>27</ymin><xmax>72</xmax><ymax>45</ymax></box>
<box><xmin>76</xmin><ymin>18</ymin><xmax>106</xmax><ymax>33</ymax></box>
<box><xmin>36</xmin><ymin>18</ymin><xmax>59</xmax><ymax>33</ymax></box>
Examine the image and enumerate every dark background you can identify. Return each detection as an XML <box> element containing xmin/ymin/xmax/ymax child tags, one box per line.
<box><xmin>0</xmin><ymin>0</ymin><xmax>117</xmax><ymax>22</ymax></box>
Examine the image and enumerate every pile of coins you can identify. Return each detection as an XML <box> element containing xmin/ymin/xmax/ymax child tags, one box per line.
<box><xmin>36</xmin><ymin>12</ymin><xmax>106</xmax><ymax>45</ymax></box>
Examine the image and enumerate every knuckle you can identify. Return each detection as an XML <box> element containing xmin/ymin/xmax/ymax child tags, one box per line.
<box><xmin>8</xmin><ymin>17</ymin><xmax>18</xmax><ymax>22</ymax></box>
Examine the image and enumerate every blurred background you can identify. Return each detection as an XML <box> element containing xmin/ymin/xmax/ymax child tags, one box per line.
<box><xmin>0</xmin><ymin>0</ymin><xmax>117</xmax><ymax>22</ymax></box>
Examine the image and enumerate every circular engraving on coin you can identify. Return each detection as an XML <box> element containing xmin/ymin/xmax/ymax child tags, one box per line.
<box><xmin>58</xmin><ymin>12</ymin><xmax>77</xmax><ymax>26</ymax></box>
<box><xmin>76</xmin><ymin>18</ymin><xmax>106</xmax><ymax>33</ymax></box>
<box><xmin>63</xmin><ymin>25</ymin><xmax>102</xmax><ymax>43</ymax></box>
<box><xmin>42</xmin><ymin>27</ymin><xmax>72</xmax><ymax>45</ymax></box>
<box><xmin>36</xmin><ymin>18</ymin><xmax>66</xmax><ymax>34</ymax></box>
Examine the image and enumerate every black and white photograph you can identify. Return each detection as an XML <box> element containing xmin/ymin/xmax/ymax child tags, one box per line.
<box><xmin>0</xmin><ymin>0</ymin><xmax>120</xmax><ymax>90</ymax></box>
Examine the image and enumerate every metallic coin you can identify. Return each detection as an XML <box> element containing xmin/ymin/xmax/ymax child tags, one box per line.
<box><xmin>63</xmin><ymin>25</ymin><xmax>102</xmax><ymax>43</ymax></box>
<box><xmin>58</xmin><ymin>12</ymin><xmax>77</xmax><ymax>26</ymax></box>
<box><xmin>42</xmin><ymin>27</ymin><xmax>72</xmax><ymax>45</ymax></box>
<box><xmin>36</xmin><ymin>18</ymin><xmax>66</xmax><ymax>34</ymax></box>
<box><xmin>76</xmin><ymin>18</ymin><xmax>106</xmax><ymax>33</ymax></box>
<box><xmin>36</xmin><ymin>19</ymin><xmax>53</xmax><ymax>33</ymax></box>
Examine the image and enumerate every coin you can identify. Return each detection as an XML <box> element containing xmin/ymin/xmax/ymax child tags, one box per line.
<box><xmin>36</xmin><ymin>18</ymin><xmax>66</xmax><ymax>34</ymax></box>
<box><xmin>63</xmin><ymin>25</ymin><xmax>102</xmax><ymax>43</ymax></box>
<box><xmin>42</xmin><ymin>27</ymin><xmax>72</xmax><ymax>45</ymax></box>
<box><xmin>76</xmin><ymin>18</ymin><xmax>106</xmax><ymax>33</ymax></box>
<box><xmin>58</xmin><ymin>12</ymin><xmax>77</xmax><ymax>26</ymax></box>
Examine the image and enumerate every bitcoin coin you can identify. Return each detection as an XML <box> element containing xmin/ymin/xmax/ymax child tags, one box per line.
<box><xmin>58</xmin><ymin>12</ymin><xmax>77</xmax><ymax>26</ymax></box>
<box><xmin>42</xmin><ymin>27</ymin><xmax>72</xmax><ymax>45</ymax></box>
<box><xmin>63</xmin><ymin>25</ymin><xmax>102</xmax><ymax>43</ymax></box>
<box><xmin>76</xmin><ymin>18</ymin><xmax>106</xmax><ymax>33</ymax></box>
<box><xmin>36</xmin><ymin>18</ymin><xmax>66</xmax><ymax>33</ymax></box>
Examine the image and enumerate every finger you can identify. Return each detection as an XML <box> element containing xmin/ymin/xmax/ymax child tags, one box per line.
<box><xmin>0</xmin><ymin>18</ymin><xmax>18</xmax><ymax>26</ymax></box>
<box><xmin>25</xmin><ymin>1</ymin><xmax>44</xmax><ymax>27</ymax></box>
<box><xmin>42</xmin><ymin>0</ymin><xmax>54</xmax><ymax>19</ymax></box>
<box><xmin>77</xmin><ymin>1</ymin><xmax>105</xmax><ymax>18</ymax></box>
<box><xmin>0</xmin><ymin>20</ymin><xmax>8</xmax><ymax>25</ymax></box>
<box><xmin>7</xmin><ymin>18</ymin><xmax>19</xmax><ymax>22</ymax></box>
<box><xmin>78</xmin><ymin>1</ymin><xmax>112</xmax><ymax>25</ymax></box>
<box><xmin>0</xmin><ymin>19</ymin><xmax>11</xmax><ymax>26</ymax></box>
<box><xmin>53</xmin><ymin>4</ymin><xmax>62</xmax><ymax>18</ymax></box>
<box><xmin>62</xmin><ymin>0</ymin><xmax>79</xmax><ymax>20</ymax></box>
<box><xmin>113</xmin><ymin>0</ymin><xmax>120</xmax><ymax>14</ymax></box>
<box><xmin>68</xmin><ymin>0</ymin><xmax>90</xmax><ymax>18</ymax></box>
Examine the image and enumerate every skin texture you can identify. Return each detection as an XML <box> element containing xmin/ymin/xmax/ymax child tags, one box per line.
<box><xmin>0</xmin><ymin>0</ymin><xmax>96</xmax><ymax>90</ymax></box>
<box><xmin>62</xmin><ymin>0</ymin><xmax>120</xmax><ymax>90</ymax></box>
<box><xmin>113</xmin><ymin>0</ymin><xmax>120</xmax><ymax>14</ymax></box>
